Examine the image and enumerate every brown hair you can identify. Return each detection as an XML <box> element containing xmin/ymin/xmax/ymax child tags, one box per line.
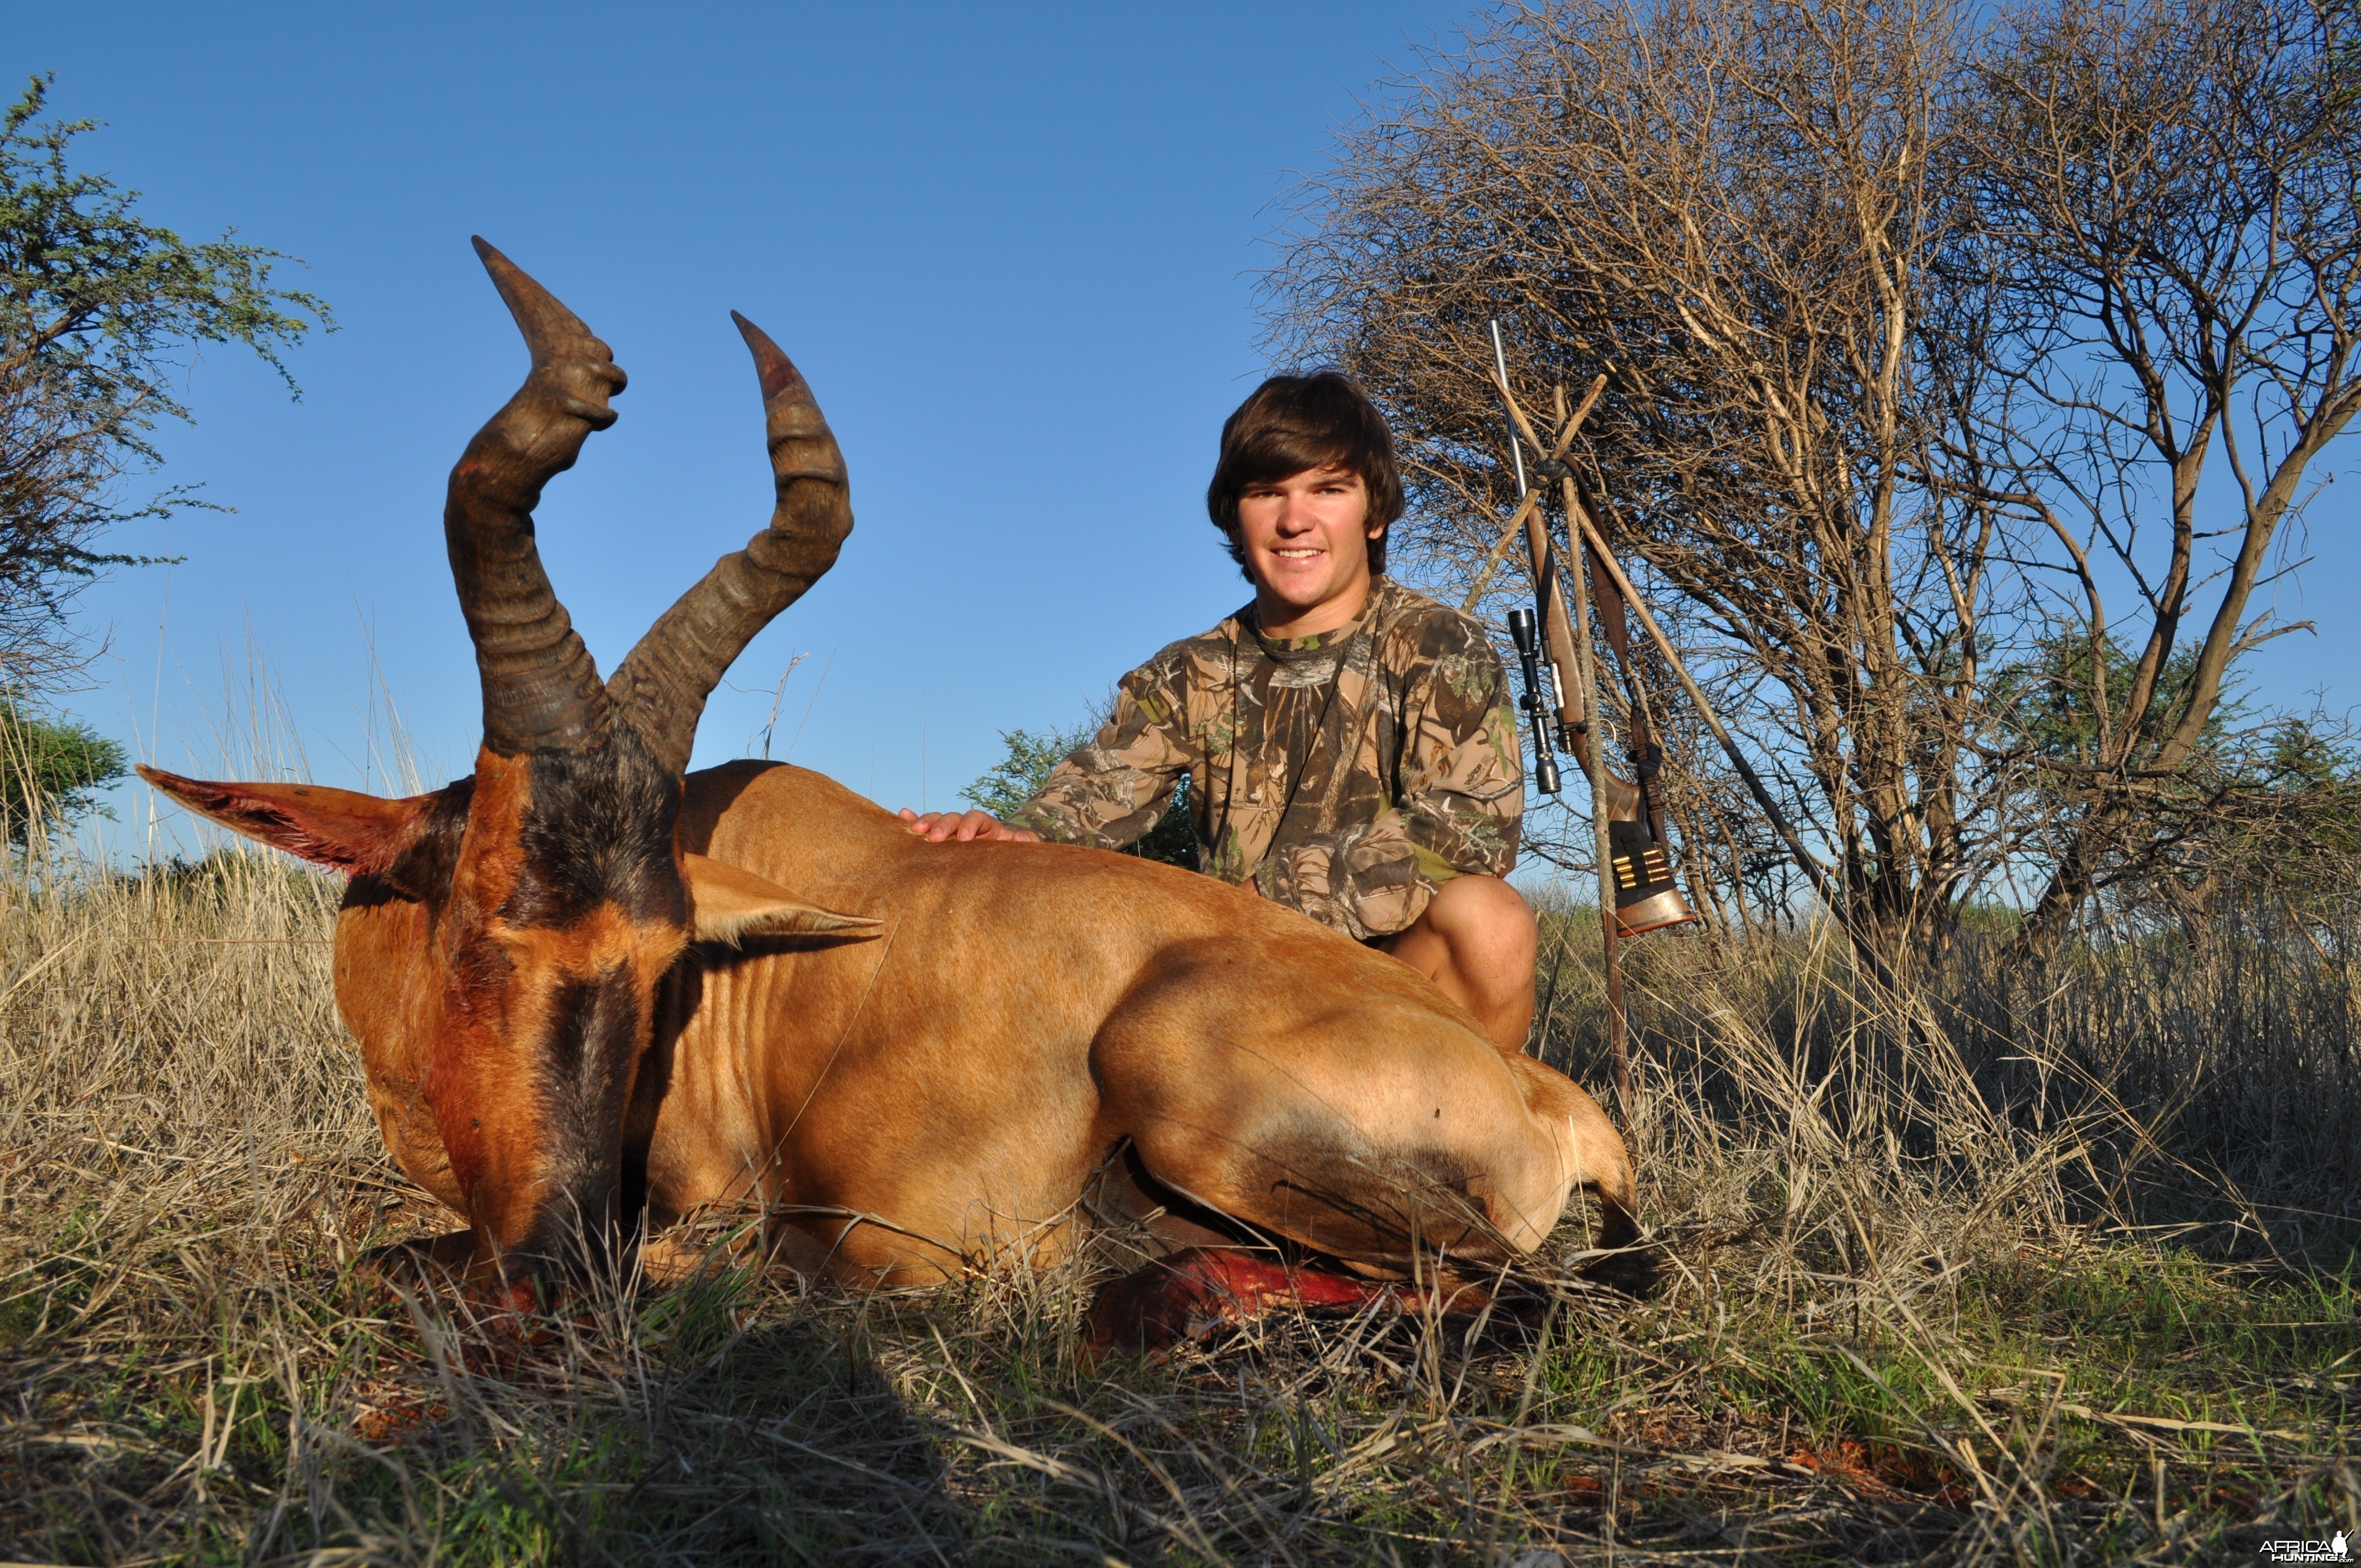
<box><xmin>1206</xmin><ymin>371</ymin><xmax>1405</xmax><ymax>579</ymax></box>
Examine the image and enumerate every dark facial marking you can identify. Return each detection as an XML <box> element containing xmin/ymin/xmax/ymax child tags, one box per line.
<box><xmin>519</xmin><ymin>965</ymin><xmax>645</xmax><ymax>1266</ymax></box>
<box><xmin>501</xmin><ymin>726</ymin><xmax>687</xmax><ymax>930</ymax></box>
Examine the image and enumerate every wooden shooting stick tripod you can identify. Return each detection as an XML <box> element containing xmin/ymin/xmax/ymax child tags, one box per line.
<box><xmin>1487</xmin><ymin>331</ymin><xmax>1858</xmax><ymax>1114</ymax></box>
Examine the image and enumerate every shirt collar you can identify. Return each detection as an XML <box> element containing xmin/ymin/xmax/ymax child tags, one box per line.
<box><xmin>1243</xmin><ymin>576</ymin><xmax>1388</xmax><ymax>662</ymax></box>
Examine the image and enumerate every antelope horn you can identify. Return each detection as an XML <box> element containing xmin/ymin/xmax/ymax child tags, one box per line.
<box><xmin>607</xmin><ymin>312</ymin><xmax>853</xmax><ymax>775</ymax></box>
<box><xmin>447</xmin><ymin>237</ymin><xmax>622</xmax><ymax>756</ymax></box>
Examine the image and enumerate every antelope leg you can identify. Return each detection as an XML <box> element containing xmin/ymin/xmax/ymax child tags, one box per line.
<box><xmin>1088</xmin><ymin>943</ymin><xmax>1632</xmax><ymax>1271</ymax></box>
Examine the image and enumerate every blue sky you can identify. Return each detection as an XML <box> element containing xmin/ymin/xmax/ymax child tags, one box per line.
<box><xmin>8</xmin><ymin>2</ymin><xmax>2357</xmax><ymax>864</ymax></box>
<box><xmin>10</xmin><ymin>2</ymin><xmax>1452</xmax><ymax>852</ymax></box>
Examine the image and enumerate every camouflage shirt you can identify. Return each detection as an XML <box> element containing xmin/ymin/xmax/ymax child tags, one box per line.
<box><xmin>1005</xmin><ymin>577</ymin><xmax>1523</xmax><ymax>939</ymax></box>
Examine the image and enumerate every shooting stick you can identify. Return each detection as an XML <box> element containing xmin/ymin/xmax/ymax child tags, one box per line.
<box><xmin>1487</xmin><ymin>340</ymin><xmax>1632</xmax><ymax>1110</ymax></box>
<box><xmin>1558</xmin><ymin>467</ymin><xmax>1630</xmax><ymax>1114</ymax></box>
<box><xmin>1492</xmin><ymin>364</ymin><xmax>1841</xmax><ymax>912</ymax></box>
<box><xmin>1498</xmin><ymin>357</ymin><xmax>1907</xmax><ymax>1005</ymax></box>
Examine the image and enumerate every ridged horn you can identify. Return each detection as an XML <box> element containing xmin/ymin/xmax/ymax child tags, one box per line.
<box><xmin>607</xmin><ymin>312</ymin><xmax>853</xmax><ymax>775</ymax></box>
<box><xmin>446</xmin><ymin>237</ymin><xmax>623</xmax><ymax>756</ymax></box>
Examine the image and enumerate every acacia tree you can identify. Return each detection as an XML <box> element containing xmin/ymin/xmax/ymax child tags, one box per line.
<box><xmin>0</xmin><ymin>73</ymin><xmax>329</xmax><ymax>685</ymax></box>
<box><xmin>0</xmin><ymin>689</ymin><xmax>122</xmax><ymax>844</ymax></box>
<box><xmin>1267</xmin><ymin>0</ymin><xmax>2007</xmax><ymax>959</ymax></box>
<box><xmin>1951</xmin><ymin>0</ymin><xmax>2361</xmax><ymax>949</ymax></box>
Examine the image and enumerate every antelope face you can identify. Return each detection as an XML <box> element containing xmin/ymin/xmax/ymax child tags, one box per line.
<box><xmin>426</xmin><ymin>734</ymin><xmax>690</xmax><ymax>1271</ymax></box>
<box><xmin>139</xmin><ymin>239</ymin><xmax>866</xmax><ymax>1291</ymax></box>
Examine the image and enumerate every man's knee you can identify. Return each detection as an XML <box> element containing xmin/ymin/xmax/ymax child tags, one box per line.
<box><xmin>1379</xmin><ymin>876</ymin><xmax>1537</xmax><ymax>1047</ymax></box>
<box><xmin>1422</xmin><ymin>876</ymin><xmax>1537</xmax><ymax>973</ymax></box>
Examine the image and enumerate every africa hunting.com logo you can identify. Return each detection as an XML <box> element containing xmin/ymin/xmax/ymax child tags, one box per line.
<box><xmin>2261</xmin><ymin>1532</ymin><xmax>2351</xmax><ymax>1564</ymax></box>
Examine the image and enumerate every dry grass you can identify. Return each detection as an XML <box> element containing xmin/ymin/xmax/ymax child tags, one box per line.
<box><xmin>1</xmin><ymin>853</ymin><xmax>2354</xmax><ymax>1565</ymax></box>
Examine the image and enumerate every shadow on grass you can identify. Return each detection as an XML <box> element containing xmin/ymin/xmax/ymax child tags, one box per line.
<box><xmin>289</xmin><ymin>1273</ymin><xmax>972</xmax><ymax>1565</ymax></box>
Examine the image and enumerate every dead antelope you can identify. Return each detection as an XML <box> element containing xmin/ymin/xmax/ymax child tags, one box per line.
<box><xmin>140</xmin><ymin>242</ymin><xmax>1641</xmax><ymax>1347</ymax></box>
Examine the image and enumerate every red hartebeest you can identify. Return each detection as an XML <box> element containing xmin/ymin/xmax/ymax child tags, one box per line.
<box><xmin>139</xmin><ymin>243</ymin><xmax>1642</xmax><ymax>1343</ymax></box>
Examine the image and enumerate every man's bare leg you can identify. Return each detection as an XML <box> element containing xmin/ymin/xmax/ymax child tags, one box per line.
<box><xmin>1378</xmin><ymin>875</ymin><xmax>1538</xmax><ymax>1050</ymax></box>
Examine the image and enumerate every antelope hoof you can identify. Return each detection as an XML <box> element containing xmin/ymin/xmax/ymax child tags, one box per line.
<box><xmin>1573</xmin><ymin>1237</ymin><xmax>1664</xmax><ymax>1298</ymax></box>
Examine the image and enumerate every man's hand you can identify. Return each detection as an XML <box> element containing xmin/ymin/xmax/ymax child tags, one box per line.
<box><xmin>897</xmin><ymin>808</ymin><xmax>1039</xmax><ymax>844</ymax></box>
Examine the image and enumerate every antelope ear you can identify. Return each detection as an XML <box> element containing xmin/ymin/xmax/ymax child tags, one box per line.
<box><xmin>137</xmin><ymin>765</ymin><xmax>432</xmax><ymax>875</ymax></box>
<box><xmin>681</xmin><ymin>852</ymin><xmax>882</xmax><ymax>944</ymax></box>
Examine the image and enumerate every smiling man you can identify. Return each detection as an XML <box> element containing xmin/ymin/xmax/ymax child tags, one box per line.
<box><xmin>900</xmin><ymin>372</ymin><xmax>1537</xmax><ymax>1047</ymax></box>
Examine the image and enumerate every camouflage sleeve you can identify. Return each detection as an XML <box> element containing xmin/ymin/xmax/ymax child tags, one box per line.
<box><xmin>1004</xmin><ymin>646</ymin><xmax>1196</xmax><ymax>850</ymax></box>
<box><xmin>1259</xmin><ymin>618</ymin><xmax>1523</xmax><ymax>940</ymax></box>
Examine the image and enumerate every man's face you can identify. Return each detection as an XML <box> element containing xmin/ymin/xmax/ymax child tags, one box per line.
<box><xmin>1235</xmin><ymin>465</ymin><xmax>1383</xmax><ymax>629</ymax></box>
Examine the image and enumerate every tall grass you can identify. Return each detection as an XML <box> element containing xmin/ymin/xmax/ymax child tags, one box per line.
<box><xmin>1530</xmin><ymin>896</ymin><xmax>2361</xmax><ymax>1259</ymax></box>
<box><xmin>1</xmin><ymin>845</ymin><xmax>2353</xmax><ymax>1564</ymax></box>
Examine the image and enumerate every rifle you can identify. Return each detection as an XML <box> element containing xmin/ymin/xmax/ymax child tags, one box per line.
<box><xmin>1487</xmin><ymin>323</ymin><xmax>1694</xmax><ymax>938</ymax></box>
<box><xmin>1488</xmin><ymin>321</ymin><xmax>1584</xmax><ymax>794</ymax></box>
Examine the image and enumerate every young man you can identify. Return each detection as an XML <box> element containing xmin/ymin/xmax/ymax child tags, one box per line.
<box><xmin>900</xmin><ymin>372</ymin><xmax>1539</xmax><ymax>1048</ymax></box>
